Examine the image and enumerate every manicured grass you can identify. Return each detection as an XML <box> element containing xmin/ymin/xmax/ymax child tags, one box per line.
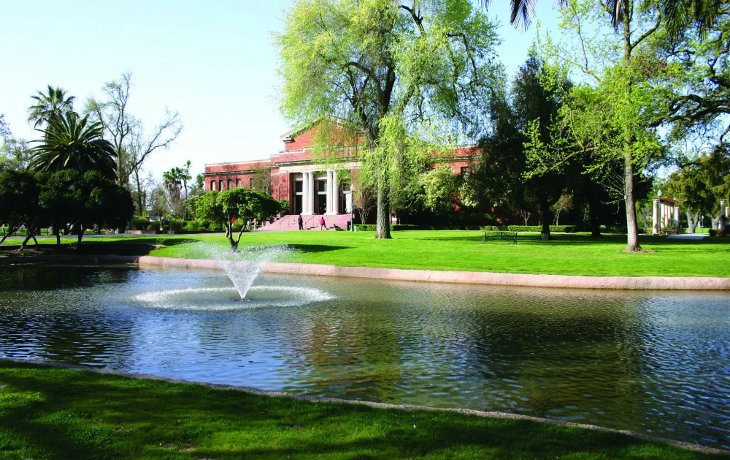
<box><xmin>0</xmin><ymin>360</ymin><xmax>719</xmax><ymax>459</ymax></box>
<box><xmin>2</xmin><ymin>231</ymin><xmax>730</xmax><ymax>277</ymax></box>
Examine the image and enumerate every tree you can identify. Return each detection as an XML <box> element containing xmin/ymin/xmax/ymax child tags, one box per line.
<box><xmin>196</xmin><ymin>188</ymin><xmax>287</xmax><ymax>250</ymax></box>
<box><xmin>467</xmin><ymin>56</ymin><xmax>571</xmax><ymax>238</ymax></box>
<box><xmin>523</xmin><ymin>0</ymin><xmax>670</xmax><ymax>251</ymax></box>
<box><xmin>652</xmin><ymin>4</ymin><xmax>730</xmax><ymax>148</ymax></box>
<box><xmin>86</xmin><ymin>73</ymin><xmax>183</xmax><ymax>189</ymax></box>
<box><xmin>0</xmin><ymin>170</ymin><xmax>44</xmax><ymax>246</ymax></box>
<box><xmin>162</xmin><ymin>161</ymin><xmax>193</xmax><ymax>218</ymax></box>
<box><xmin>29</xmin><ymin>111</ymin><xmax>117</xmax><ymax>180</ymax></box>
<box><xmin>665</xmin><ymin>147</ymin><xmax>730</xmax><ymax>232</ymax></box>
<box><xmin>483</xmin><ymin>0</ymin><xmax>722</xmax><ymax>37</ymax></box>
<box><xmin>0</xmin><ymin>114</ymin><xmax>10</xmax><ymax>139</ymax></box>
<box><xmin>420</xmin><ymin>165</ymin><xmax>459</xmax><ymax>216</ymax></box>
<box><xmin>38</xmin><ymin>170</ymin><xmax>134</xmax><ymax>245</ymax></box>
<box><xmin>27</xmin><ymin>85</ymin><xmax>75</xmax><ymax>129</ymax></box>
<box><xmin>0</xmin><ymin>137</ymin><xmax>32</xmax><ymax>172</ymax></box>
<box><xmin>278</xmin><ymin>0</ymin><xmax>500</xmax><ymax>238</ymax></box>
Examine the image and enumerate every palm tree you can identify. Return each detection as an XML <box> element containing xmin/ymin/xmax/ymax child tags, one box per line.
<box><xmin>486</xmin><ymin>0</ymin><xmax>721</xmax><ymax>36</ymax></box>
<box><xmin>29</xmin><ymin>111</ymin><xmax>117</xmax><ymax>180</ymax></box>
<box><xmin>27</xmin><ymin>85</ymin><xmax>76</xmax><ymax>129</ymax></box>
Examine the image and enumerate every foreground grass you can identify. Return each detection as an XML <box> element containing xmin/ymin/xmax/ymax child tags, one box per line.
<box><xmin>2</xmin><ymin>230</ymin><xmax>730</xmax><ymax>277</ymax></box>
<box><xmin>0</xmin><ymin>360</ymin><xmax>719</xmax><ymax>459</ymax></box>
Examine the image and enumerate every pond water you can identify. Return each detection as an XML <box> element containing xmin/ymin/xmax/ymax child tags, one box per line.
<box><xmin>0</xmin><ymin>265</ymin><xmax>728</xmax><ymax>450</ymax></box>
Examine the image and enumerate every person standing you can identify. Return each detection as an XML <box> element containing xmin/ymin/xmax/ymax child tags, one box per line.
<box><xmin>319</xmin><ymin>216</ymin><xmax>326</xmax><ymax>230</ymax></box>
<box><xmin>298</xmin><ymin>215</ymin><xmax>303</xmax><ymax>230</ymax></box>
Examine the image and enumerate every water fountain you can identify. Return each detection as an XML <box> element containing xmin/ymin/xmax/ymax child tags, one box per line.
<box><xmin>133</xmin><ymin>244</ymin><xmax>334</xmax><ymax>310</ymax></box>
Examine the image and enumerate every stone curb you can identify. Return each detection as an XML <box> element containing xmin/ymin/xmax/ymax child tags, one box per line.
<box><xmin>4</xmin><ymin>359</ymin><xmax>728</xmax><ymax>456</ymax></box>
<box><xmin>136</xmin><ymin>256</ymin><xmax>730</xmax><ymax>291</ymax></box>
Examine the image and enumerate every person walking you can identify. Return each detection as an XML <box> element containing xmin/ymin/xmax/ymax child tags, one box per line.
<box><xmin>319</xmin><ymin>216</ymin><xmax>327</xmax><ymax>230</ymax></box>
<box><xmin>298</xmin><ymin>215</ymin><xmax>303</xmax><ymax>230</ymax></box>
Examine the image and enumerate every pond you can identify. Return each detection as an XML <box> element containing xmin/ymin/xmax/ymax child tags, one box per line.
<box><xmin>0</xmin><ymin>264</ymin><xmax>728</xmax><ymax>450</ymax></box>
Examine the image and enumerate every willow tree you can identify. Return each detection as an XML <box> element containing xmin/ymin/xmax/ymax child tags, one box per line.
<box><xmin>277</xmin><ymin>0</ymin><xmax>500</xmax><ymax>238</ymax></box>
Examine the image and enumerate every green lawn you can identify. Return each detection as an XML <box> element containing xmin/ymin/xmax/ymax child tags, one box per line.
<box><xmin>0</xmin><ymin>360</ymin><xmax>720</xmax><ymax>459</ymax></box>
<box><xmin>2</xmin><ymin>230</ymin><xmax>729</xmax><ymax>277</ymax></box>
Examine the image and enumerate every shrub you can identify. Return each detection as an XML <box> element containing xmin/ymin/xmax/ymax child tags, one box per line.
<box><xmin>169</xmin><ymin>218</ymin><xmax>184</xmax><ymax>233</ymax></box>
<box><xmin>132</xmin><ymin>217</ymin><xmax>149</xmax><ymax>231</ymax></box>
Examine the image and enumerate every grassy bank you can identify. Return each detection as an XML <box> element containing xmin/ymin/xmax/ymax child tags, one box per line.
<box><xmin>2</xmin><ymin>230</ymin><xmax>729</xmax><ymax>277</ymax></box>
<box><xmin>0</xmin><ymin>360</ymin><xmax>720</xmax><ymax>459</ymax></box>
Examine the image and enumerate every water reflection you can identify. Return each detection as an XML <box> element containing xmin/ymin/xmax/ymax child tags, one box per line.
<box><xmin>0</xmin><ymin>265</ymin><xmax>727</xmax><ymax>449</ymax></box>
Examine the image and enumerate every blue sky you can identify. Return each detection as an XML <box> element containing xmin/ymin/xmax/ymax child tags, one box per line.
<box><xmin>0</xmin><ymin>1</ymin><xmax>560</xmax><ymax>182</ymax></box>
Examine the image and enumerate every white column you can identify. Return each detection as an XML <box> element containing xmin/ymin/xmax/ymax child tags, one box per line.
<box><xmin>345</xmin><ymin>192</ymin><xmax>353</xmax><ymax>214</ymax></box>
<box><xmin>301</xmin><ymin>172</ymin><xmax>309</xmax><ymax>215</ymax></box>
<box><xmin>325</xmin><ymin>170</ymin><xmax>332</xmax><ymax>214</ymax></box>
<box><xmin>301</xmin><ymin>173</ymin><xmax>307</xmax><ymax>215</ymax></box>
<box><xmin>673</xmin><ymin>203</ymin><xmax>680</xmax><ymax>226</ymax></box>
<box><xmin>722</xmin><ymin>199</ymin><xmax>728</xmax><ymax>218</ymax></box>
<box><xmin>307</xmin><ymin>172</ymin><xmax>315</xmax><ymax>215</ymax></box>
<box><xmin>332</xmin><ymin>171</ymin><xmax>339</xmax><ymax>215</ymax></box>
<box><xmin>652</xmin><ymin>198</ymin><xmax>660</xmax><ymax>235</ymax></box>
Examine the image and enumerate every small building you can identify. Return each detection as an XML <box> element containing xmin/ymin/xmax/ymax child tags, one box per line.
<box><xmin>652</xmin><ymin>196</ymin><xmax>680</xmax><ymax>234</ymax></box>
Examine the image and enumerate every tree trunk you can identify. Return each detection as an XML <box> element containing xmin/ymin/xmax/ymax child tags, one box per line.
<box><xmin>540</xmin><ymin>199</ymin><xmax>551</xmax><ymax>241</ymax></box>
<box><xmin>686</xmin><ymin>211</ymin><xmax>696</xmax><ymax>233</ymax></box>
<box><xmin>19</xmin><ymin>234</ymin><xmax>32</xmax><ymax>251</ymax></box>
<box><xmin>77</xmin><ymin>228</ymin><xmax>85</xmax><ymax>246</ymax></box>
<box><xmin>623</xmin><ymin>155</ymin><xmax>641</xmax><ymax>252</ymax></box>
<box><xmin>588</xmin><ymin>195</ymin><xmax>602</xmax><ymax>237</ymax></box>
<box><xmin>55</xmin><ymin>230</ymin><xmax>61</xmax><ymax>245</ymax></box>
<box><xmin>375</xmin><ymin>175</ymin><xmax>391</xmax><ymax>239</ymax></box>
<box><xmin>622</xmin><ymin>9</ymin><xmax>641</xmax><ymax>253</ymax></box>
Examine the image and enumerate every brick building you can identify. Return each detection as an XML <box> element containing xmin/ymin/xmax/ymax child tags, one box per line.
<box><xmin>203</xmin><ymin>121</ymin><xmax>478</xmax><ymax>228</ymax></box>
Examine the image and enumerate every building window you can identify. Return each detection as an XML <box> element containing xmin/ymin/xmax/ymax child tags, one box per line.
<box><xmin>460</xmin><ymin>166</ymin><xmax>469</xmax><ymax>177</ymax></box>
<box><xmin>219</xmin><ymin>180</ymin><xmax>224</xmax><ymax>191</ymax></box>
<box><xmin>210</xmin><ymin>181</ymin><xmax>216</xmax><ymax>191</ymax></box>
<box><xmin>295</xmin><ymin>180</ymin><xmax>303</xmax><ymax>193</ymax></box>
<box><xmin>236</xmin><ymin>179</ymin><xmax>242</xmax><ymax>188</ymax></box>
<box><xmin>317</xmin><ymin>179</ymin><xmax>326</xmax><ymax>192</ymax></box>
<box><xmin>228</xmin><ymin>179</ymin><xmax>233</xmax><ymax>189</ymax></box>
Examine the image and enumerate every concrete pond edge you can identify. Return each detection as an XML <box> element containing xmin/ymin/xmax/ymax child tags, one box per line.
<box><xmin>3</xmin><ymin>359</ymin><xmax>727</xmax><ymax>456</ymax></box>
<box><xmin>134</xmin><ymin>255</ymin><xmax>730</xmax><ymax>291</ymax></box>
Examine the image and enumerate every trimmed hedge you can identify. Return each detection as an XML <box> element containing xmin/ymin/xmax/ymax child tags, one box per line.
<box><xmin>353</xmin><ymin>224</ymin><xmax>577</xmax><ymax>232</ymax></box>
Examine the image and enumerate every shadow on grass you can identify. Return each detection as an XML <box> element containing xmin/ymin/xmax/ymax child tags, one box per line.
<box><xmin>0</xmin><ymin>360</ymin><xmax>716</xmax><ymax>459</ymax></box>
<box><xmin>287</xmin><ymin>244</ymin><xmax>350</xmax><ymax>254</ymax></box>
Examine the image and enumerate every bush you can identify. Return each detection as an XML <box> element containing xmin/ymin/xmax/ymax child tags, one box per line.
<box><xmin>169</xmin><ymin>218</ymin><xmax>184</xmax><ymax>233</ymax></box>
<box><xmin>207</xmin><ymin>220</ymin><xmax>224</xmax><ymax>232</ymax></box>
<box><xmin>146</xmin><ymin>221</ymin><xmax>160</xmax><ymax>232</ymax></box>
<box><xmin>182</xmin><ymin>220</ymin><xmax>202</xmax><ymax>232</ymax></box>
<box><xmin>131</xmin><ymin>217</ymin><xmax>149</xmax><ymax>231</ymax></box>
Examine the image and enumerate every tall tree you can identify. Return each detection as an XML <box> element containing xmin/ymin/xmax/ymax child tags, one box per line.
<box><xmin>278</xmin><ymin>0</ymin><xmax>500</xmax><ymax>238</ymax></box>
<box><xmin>524</xmin><ymin>0</ymin><xmax>667</xmax><ymax>251</ymax></box>
<box><xmin>86</xmin><ymin>73</ymin><xmax>182</xmax><ymax>188</ymax></box>
<box><xmin>29</xmin><ymin>111</ymin><xmax>117</xmax><ymax>180</ymax></box>
<box><xmin>27</xmin><ymin>85</ymin><xmax>75</xmax><ymax>129</ymax></box>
